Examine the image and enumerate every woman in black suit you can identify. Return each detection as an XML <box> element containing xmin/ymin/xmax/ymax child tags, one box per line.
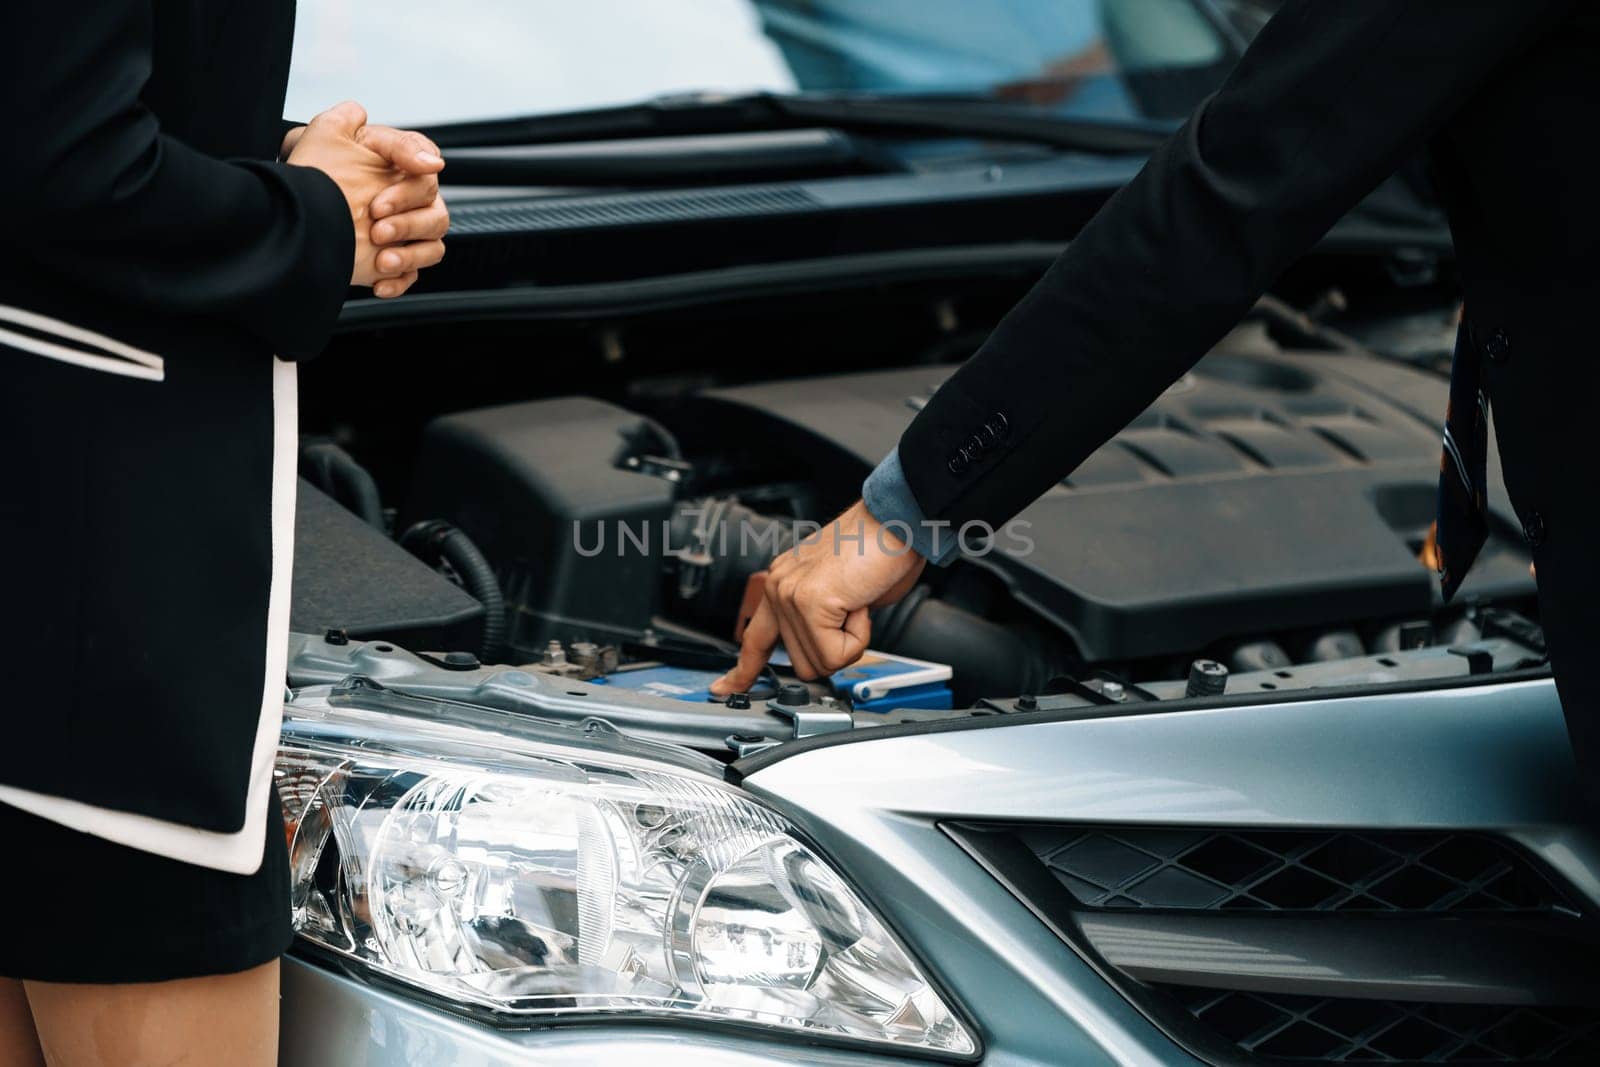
<box><xmin>0</xmin><ymin>2</ymin><xmax>448</xmax><ymax>1062</ymax></box>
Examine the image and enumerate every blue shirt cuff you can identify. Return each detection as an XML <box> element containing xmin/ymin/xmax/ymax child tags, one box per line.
<box><xmin>861</xmin><ymin>448</ymin><xmax>962</xmax><ymax>566</ymax></box>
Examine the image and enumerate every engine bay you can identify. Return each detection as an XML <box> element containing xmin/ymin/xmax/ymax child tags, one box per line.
<box><xmin>289</xmin><ymin>291</ymin><xmax>1545</xmax><ymax>755</ymax></box>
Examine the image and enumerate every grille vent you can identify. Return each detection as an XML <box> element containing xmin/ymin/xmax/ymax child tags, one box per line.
<box><xmin>449</xmin><ymin>186</ymin><xmax>819</xmax><ymax>235</ymax></box>
<box><xmin>954</xmin><ymin>823</ymin><xmax>1596</xmax><ymax>1067</ymax></box>
<box><xmin>1020</xmin><ymin>827</ymin><xmax>1573</xmax><ymax>914</ymax></box>
<box><xmin>1163</xmin><ymin>987</ymin><xmax>1600</xmax><ymax>1064</ymax></box>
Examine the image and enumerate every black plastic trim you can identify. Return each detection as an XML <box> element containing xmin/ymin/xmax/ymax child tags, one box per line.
<box><xmin>1076</xmin><ymin>911</ymin><xmax>1600</xmax><ymax>1004</ymax></box>
<box><xmin>437</xmin><ymin>129</ymin><xmax>888</xmax><ymax>186</ymax></box>
<box><xmin>418</xmin><ymin>91</ymin><xmax>1171</xmax><ymax>154</ymax></box>
<box><xmin>337</xmin><ymin>242</ymin><xmax>1069</xmax><ymax>330</ymax></box>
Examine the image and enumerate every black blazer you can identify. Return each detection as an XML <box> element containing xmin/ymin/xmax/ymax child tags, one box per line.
<box><xmin>899</xmin><ymin>3</ymin><xmax>1600</xmax><ymax>793</ymax></box>
<box><xmin>0</xmin><ymin>1</ymin><xmax>350</xmax><ymax>870</ymax></box>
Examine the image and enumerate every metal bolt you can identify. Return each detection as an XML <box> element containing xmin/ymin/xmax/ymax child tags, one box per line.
<box><xmin>1186</xmin><ymin>659</ymin><xmax>1228</xmax><ymax>698</ymax></box>
<box><xmin>442</xmin><ymin>651</ymin><xmax>480</xmax><ymax>670</ymax></box>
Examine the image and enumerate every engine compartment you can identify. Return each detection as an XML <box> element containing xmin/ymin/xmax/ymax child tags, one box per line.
<box><xmin>289</xmin><ymin>289</ymin><xmax>1544</xmax><ymax>745</ymax></box>
<box><xmin>680</xmin><ymin>319</ymin><xmax>1538</xmax><ymax>661</ymax></box>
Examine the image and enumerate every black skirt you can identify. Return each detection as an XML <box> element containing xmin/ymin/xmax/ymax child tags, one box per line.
<box><xmin>0</xmin><ymin>789</ymin><xmax>292</xmax><ymax>983</ymax></box>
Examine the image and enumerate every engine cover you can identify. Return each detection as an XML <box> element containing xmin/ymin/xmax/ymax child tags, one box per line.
<box><xmin>688</xmin><ymin>322</ymin><xmax>1535</xmax><ymax>661</ymax></box>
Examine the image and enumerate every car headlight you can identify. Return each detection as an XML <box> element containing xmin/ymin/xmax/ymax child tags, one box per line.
<box><xmin>276</xmin><ymin>691</ymin><xmax>974</xmax><ymax>1056</ymax></box>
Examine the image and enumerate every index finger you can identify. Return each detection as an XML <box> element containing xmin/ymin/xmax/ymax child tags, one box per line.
<box><xmin>711</xmin><ymin>600</ymin><xmax>780</xmax><ymax>696</ymax></box>
<box><xmin>357</xmin><ymin>124</ymin><xmax>445</xmax><ymax>174</ymax></box>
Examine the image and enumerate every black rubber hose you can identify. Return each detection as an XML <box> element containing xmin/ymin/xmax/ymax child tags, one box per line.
<box><xmin>871</xmin><ymin>585</ymin><xmax>1063</xmax><ymax>705</ymax></box>
<box><xmin>401</xmin><ymin>520</ymin><xmax>506</xmax><ymax>662</ymax></box>
<box><xmin>299</xmin><ymin>441</ymin><xmax>385</xmax><ymax>529</ymax></box>
<box><xmin>665</xmin><ymin>497</ymin><xmax>797</xmax><ymax>628</ymax></box>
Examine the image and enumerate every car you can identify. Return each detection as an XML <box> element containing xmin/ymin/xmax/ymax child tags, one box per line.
<box><xmin>275</xmin><ymin>2</ymin><xmax>1599</xmax><ymax>1063</ymax></box>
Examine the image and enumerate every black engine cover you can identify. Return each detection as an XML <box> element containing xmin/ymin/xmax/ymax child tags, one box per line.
<box><xmin>688</xmin><ymin>321</ymin><xmax>1534</xmax><ymax>661</ymax></box>
<box><xmin>404</xmin><ymin>397</ymin><xmax>678</xmax><ymax>652</ymax></box>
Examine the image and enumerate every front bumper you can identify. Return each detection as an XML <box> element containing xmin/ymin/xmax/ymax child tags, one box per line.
<box><xmin>279</xmin><ymin>677</ymin><xmax>1594</xmax><ymax>1066</ymax></box>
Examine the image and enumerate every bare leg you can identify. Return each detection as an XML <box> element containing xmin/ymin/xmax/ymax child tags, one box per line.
<box><xmin>0</xmin><ymin>979</ymin><xmax>45</xmax><ymax>1067</ymax></box>
<box><xmin>23</xmin><ymin>960</ymin><xmax>278</xmax><ymax>1067</ymax></box>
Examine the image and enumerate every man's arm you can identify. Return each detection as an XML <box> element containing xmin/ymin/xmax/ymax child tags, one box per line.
<box><xmin>717</xmin><ymin>0</ymin><xmax>1571</xmax><ymax>693</ymax></box>
<box><xmin>895</xmin><ymin>0</ymin><xmax>1567</xmax><ymax>534</ymax></box>
<box><xmin>3</xmin><ymin>0</ymin><xmax>353</xmax><ymax>359</ymax></box>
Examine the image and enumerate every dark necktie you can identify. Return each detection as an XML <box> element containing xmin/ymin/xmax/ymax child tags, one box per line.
<box><xmin>1435</xmin><ymin>324</ymin><xmax>1488</xmax><ymax>601</ymax></box>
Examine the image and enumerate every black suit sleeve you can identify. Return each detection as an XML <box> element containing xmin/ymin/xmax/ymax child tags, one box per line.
<box><xmin>3</xmin><ymin>1</ymin><xmax>353</xmax><ymax>360</ymax></box>
<box><xmin>898</xmin><ymin>0</ymin><xmax>1571</xmax><ymax>529</ymax></box>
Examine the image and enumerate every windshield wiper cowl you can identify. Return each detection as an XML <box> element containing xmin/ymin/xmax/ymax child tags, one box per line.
<box><xmin>422</xmin><ymin>90</ymin><xmax>1171</xmax><ymax>156</ymax></box>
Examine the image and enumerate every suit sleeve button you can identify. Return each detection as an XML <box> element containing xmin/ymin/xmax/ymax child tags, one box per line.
<box><xmin>1523</xmin><ymin>509</ymin><xmax>1546</xmax><ymax>547</ymax></box>
<box><xmin>947</xmin><ymin>453</ymin><xmax>970</xmax><ymax>475</ymax></box>
<box><xmin>965</xmin><ymin>433</ymin><xmax>986</xmax><ymax>456</ymax></box>
<box><xmin>989</xmin><ymin>411</ymin><xmax>1010</xmax><ymax>438</ymax></box>
<box><xmin>1484</xmin><ymin>328</ymin><xmax>1510</xmax><ymax>364</ymax></box>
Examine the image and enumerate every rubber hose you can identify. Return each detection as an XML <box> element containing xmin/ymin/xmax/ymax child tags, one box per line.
<box><xmin>872</xmin><ymin>586</ymin><xmax>1061</xmax><ymax>705</ymax></box>
<box><xmin>300</xmin><ymin>442</ymin><xmax>385</xmax><ymax>529</ymax></box>
<box><xmin>401</xmin><ymin>520</ymin><xmax>506</xmax><ymax>662</ymax></box>
<box><xmin>665</xmin><ymin>497</ymin><xmax>797</xmax><ymax>627</ymax></box>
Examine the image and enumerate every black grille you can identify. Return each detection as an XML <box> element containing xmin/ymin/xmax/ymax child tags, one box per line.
<box><xmin>953</xmin><ymin>823</ymin><xmax>1598</xmax><ymax>1067</ymax></box>
<box><xmin>450</xmin><ymin>186</ymin><xmax>819</xmax><ymax>235</ymax></box>
<box><xmin>1020</xmin><ymin>828</ymin><xmax>1573</xmax><ymax>913</ymax></box>
<box><xmin>1161</xmin><ymin>986</ymin><xmax>1600</xmax><ymax>1064</ymax></box>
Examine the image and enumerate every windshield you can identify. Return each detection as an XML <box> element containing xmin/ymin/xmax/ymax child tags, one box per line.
<box><xmin>286</xmin><ymin>0</ymin><xmax>1236</xmax><ymax>129</ymax></box>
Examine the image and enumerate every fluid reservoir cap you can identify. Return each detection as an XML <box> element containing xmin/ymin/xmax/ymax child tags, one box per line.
<box><xmin>1187</xmin><ymin>659</ymin><xmax>1228</xmax><ymax>698</ymax></box>
<box><xmin>776</xmin><ymin>682</ymin><xmax>812</xmax><ymax>707</ymax></box>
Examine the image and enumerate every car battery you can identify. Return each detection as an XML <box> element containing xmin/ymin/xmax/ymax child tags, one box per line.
<box><xmin>830</xmin><ymin>651</ymin><xmax>954</xmax><ymax>712</ymax></box>
<box><xmin>592</xmin><ymin>664</ymin><xmax>726</xmax><ymax>703</ymax></box>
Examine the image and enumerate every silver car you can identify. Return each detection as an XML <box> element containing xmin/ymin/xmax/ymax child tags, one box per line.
<box><xmin>277</xmin><ymin>2</ymin><xmax>1599</xmax><ymax>1063</ymax></box>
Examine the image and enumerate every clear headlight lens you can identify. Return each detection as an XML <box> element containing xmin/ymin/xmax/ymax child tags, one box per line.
<box><xmin>277</xmin><ymin>698</ymin><xmax>974</xmax><ymax>1056</ymax></box>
